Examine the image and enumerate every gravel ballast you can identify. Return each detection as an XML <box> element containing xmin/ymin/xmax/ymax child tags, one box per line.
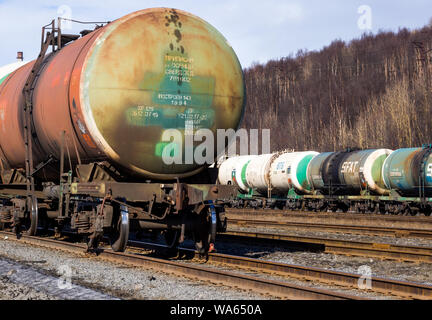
<box><xmin>0</xmin><ymin>236</ymin><xmax>267</xmax><ymax>300</ymax></box>
<box><xmin>220</xmin><ymin>226</ymin><xmax>432</xmax><ymax>286</ymax></box>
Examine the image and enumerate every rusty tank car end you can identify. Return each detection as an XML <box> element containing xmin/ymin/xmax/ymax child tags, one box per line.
<box><xmin>0</xmin><ymin>8</ymin><xmax>244</xmax><ymax>254</ymax></box>
<box><xmin>0</xmin><ymin>8</ymin><xmax>245</xmax><ymax>180</ymax></box>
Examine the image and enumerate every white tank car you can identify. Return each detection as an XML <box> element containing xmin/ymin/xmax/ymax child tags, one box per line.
<box><xmin>218</xmin><ymin>155</ymin><xmax>257</xmax><ymax>192</ymax></box>
<box><xmin>0</xmin><ymin>60</ymin><xmax>28</xmax><ymax>85</ymax></box>
<box><xmin>269</xmin><ymin>151</ymin><xmax>319</xmax><ymax>195</ymax></box>
<box><xmin>245</xmin><ymin>153</ymin><xmax>278</xmax><ymax>195</ymax></box>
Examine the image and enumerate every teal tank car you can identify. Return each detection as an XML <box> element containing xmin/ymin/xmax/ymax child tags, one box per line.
<box><xmin>382</xmin><ymin>146</ymin><xmax>432</xmax><ymax>196</ymax></box>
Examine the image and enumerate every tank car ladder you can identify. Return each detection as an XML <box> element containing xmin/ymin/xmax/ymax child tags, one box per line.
<box><xmin>20</xmin><ymin>20</ymin><xmax>62</xmax><ymax>236</ymax></box>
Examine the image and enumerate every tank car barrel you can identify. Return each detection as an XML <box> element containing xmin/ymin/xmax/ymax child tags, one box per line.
<box><xmin>0</xmin><ymin>8</ymin><xmax>245</xmax><ymax>180</ymax></box>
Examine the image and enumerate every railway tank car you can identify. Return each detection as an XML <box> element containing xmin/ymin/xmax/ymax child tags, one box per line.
<box><xmin>307</xmin><ymin>149</ymin><xmax>392</xmax><ymax>196</ymax></box>
<box><xmin>0</xmin><ymin>8</ymin><xmax>244</xmax><ymax>179</ymax></box>
<box><xmin>221</xmin><ymin>147</ymin><xmax>432</xmax><ymax>215</ymax></box>
<box><xmin>269</xmin><ymin>151</ymin><xmax>319</xmax><ymax>195</ymax></box>
<box><xmin>0</xmin><ymin>58</ymin><xmax>27</xmax><ymax>86</ymax></box>
<box><xmin>244</xmin><ymin>153</ymin><xmax>278</xmax><ymax>196</ymax></box>
<box><xmin>0</xmin><ymin>8</ymin><xmax>245</xmax><ymax>253</ymax></box>
<box><xmin>382</xmin><ymin>146</ymin><xmax>432</xmax><ymax>197</ymax></box>
<box><xmin>218</xmin><ymin>155</ymin><xmax>257</xmax><ymax>192</ymax></box>
<box><xmin>217</xmin><ymin>151</ymin><xmax>319</xmax><ymax>208</ymax></box>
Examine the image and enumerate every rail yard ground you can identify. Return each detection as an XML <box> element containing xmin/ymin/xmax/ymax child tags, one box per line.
<box><xmin>0</xmin><ymin>235</ymin><xmax>268</xmax><ymax>300</ymax></box>
<box><xmin>1</xmin><ymin>208</ymin><xmax>432</xmax><ymax>300</ymax></box>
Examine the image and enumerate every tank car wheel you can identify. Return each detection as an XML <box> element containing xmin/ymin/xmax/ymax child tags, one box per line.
<box><xmin>193</xmin><ymin>230</ymin><xmax>211</xmax><ymax>256</ymax></box>
<box><xmin>109</xmin><ymin>203</ymin><xmax>130</xmax><ymax>252</ymax></box>
<box><xmin>164</xmin><ymin>230</ymin><xmax>180</xmax><ymax>248</ymax></box>
<box><xmin>164</xmin><ymin>230</ymin><xmax>181</xmax><ymax>257</ymax></box>
<box><xmin>22</xmin><ymin>197</ymin><xmax>38</xmax><ymax>236</ymax></box>
<box><xmin>193</xmin><ymin>203</ymin><xmax>218</xmax><ymax>256</ymax></box>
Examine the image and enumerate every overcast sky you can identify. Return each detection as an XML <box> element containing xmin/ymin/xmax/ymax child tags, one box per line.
<box><xmin>0</xmin><ymin>0</ymin><xmax>431</xmax><ymax>68</ymax></box>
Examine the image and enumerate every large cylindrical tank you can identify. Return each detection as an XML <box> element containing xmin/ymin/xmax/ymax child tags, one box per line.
<box><xmin>307</xmin><ymin>152</ymin><xmax>333</xmax><ymax>192</ymax></box>
<box><xmin>382</xmin><ymin>147</ymin><xmax>432</xmax><ymax>196</ymax></box>
<box><xmin>231</xmin><ymin>155</ymin><xmax>258</xmax><ymax>192</ymax></box>
<box><xmin>245</xmin><ymin>153</ymin><xmax>278</xmax><ymax>195</ymax></box>
<box><xmin>307</xmin><ymin>149</ymin><xmax>392</xmax><ymax>195</ymax></box>
<box><xmin>339</xmin><ymin>149</ymin><xmax>392</xmax><ymax>195</ymax></box>
<box><xmin>218</xmin><ymin>155</ymin><xmax>257</xmax><ymax>192</ymax></box>
<box><xmin>269</xmin><ymin>151</ymin><xmax>318</xmax><ymax>195</ymax></box>
<box><xmin>0</xmin><ymin>8</ymin><xmax>245</xmax><ymax>180</ymax></box>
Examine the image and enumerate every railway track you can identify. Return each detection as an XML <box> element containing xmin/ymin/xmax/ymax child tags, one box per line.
<box><xmin>225</xmin><ymin>208</ymin><xmax>432</xmax><ymax>230</ymax></box>
<box><xmin>227</xmin><ymin>218</ymin><xmax>432</xmax><ymax>239</ymax></box>
<box><xmin>0</xmin><ymin>231</ymin><xmax>362</xmax><ymax>300</ymax></box>
<box><xmin>128</xmin><ymin>240</ymin><xmax>432</xmax><ymax>300</ymax></box>
<box><xmin>219</xmin><ymin>231</ymin><xmax>432</xmax><ymax>263</ymax></box>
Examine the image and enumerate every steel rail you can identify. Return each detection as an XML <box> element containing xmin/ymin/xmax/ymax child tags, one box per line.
<box><xmin>227</xmin><ymin>218</ymin><xmax>432</xmax><ymax>239</ymax></box>
<box><xmin>219</xmin><ymin>231</ymin><xmax>432</xmax><ymax>263</ymax></box>
<box><xmin>225</xmin><ymin>208</ymin><xmax>432</xmax><ymax>229</ymax></box>
<box><xmin>127</xmin><ymin>240</ymin><xmax>432</xmax><ymax>300</ymax></box>
<box><xmin>0</xmin><ymin>231</ymin><xmax>361</xmax><ymax>300</ymax></box>
<box><xmin>225</xmin><ymin>208</ymin><xmax>432</xmax><ymax>222</ymax></box>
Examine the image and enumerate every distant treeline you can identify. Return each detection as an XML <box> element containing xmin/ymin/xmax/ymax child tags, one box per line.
<box><xmin>242</xmin><ymin>24</ymin><xmax>432</xmax><ymax>152</ymax></box>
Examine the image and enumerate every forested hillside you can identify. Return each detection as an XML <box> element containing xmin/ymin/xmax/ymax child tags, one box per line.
<box><xmin>242</xmin><ymin>24</ymin><xmax>432</xmax><ymax>152</ymax></box>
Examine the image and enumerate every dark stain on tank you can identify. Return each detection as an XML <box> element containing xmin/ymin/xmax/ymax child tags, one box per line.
<box><xmin>178</xmin><ymin>67</ymin><xmax>183</xmax><ymax>86</ymax></box>
<box><xmin>174</xmin><ymin>29</ymin><xmax>182</xmax><ymax>43</ymax></box>
<box><xmin>165</xmin><ymin>9</ymin><xmax>180</xmax><ymax>27</ymax></box>
<box><xmin>180</xmin><ymin>46</ymin><xmax>184</xmax><ymax>54</ymax></box>
<box><xmin>169</xmin><ymin>43</ymin><xmax>174</xmax><ymax>51</ymax></box>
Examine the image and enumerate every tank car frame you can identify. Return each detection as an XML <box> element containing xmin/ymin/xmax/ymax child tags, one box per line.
<box><xmin>230</xmin><ymin>186</ymin><xmax>432</xmax><ymax>216</ymax></box>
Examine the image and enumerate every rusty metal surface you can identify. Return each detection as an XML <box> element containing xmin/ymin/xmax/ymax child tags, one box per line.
<box><xmin>0</xmin><ymin>62</ymin><xmax>36</xmax><ymax>168</ymax></box>
<box><xmin>70</xmin><ymin>181</ymin><xmax>237</xmax><ymax>203</ymax></box>
<box><xmin>0</xmin><ymin>8</ymin><xmax>245</xmax><ymax>180</ymax></box>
